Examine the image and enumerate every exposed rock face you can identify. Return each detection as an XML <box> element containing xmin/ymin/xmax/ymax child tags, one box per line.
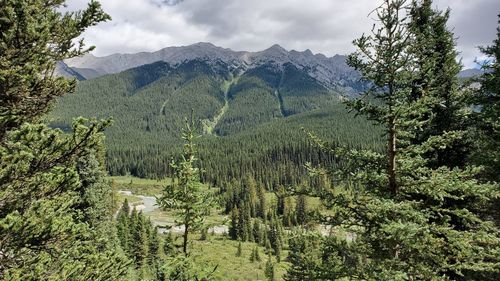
<box><xmin>61</xmin><ymin>42</ymin><xmax>358</xmax><ymax>88</ymax></box>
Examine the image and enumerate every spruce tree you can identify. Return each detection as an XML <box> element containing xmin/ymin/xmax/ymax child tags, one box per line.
<box><xmin>257</xmin><ymin>184</ymin><xmax>267</xmax><ymax>219</ymax></box>
<box><xmin>268</xmin><ymin>213</ymin><xmax>283</xmax><ymax>263</ymax></box>
<box><xmin>238</xmin><ymin>201</ymin><xmax>249</xmax><ymax>241</ymax></box>
<box><xmin>117</xmin><ymin>199</ymin><xmax>132</xmax><ymax>255</ymax></box>
<box><xmin>299</xmin><ymin>0</ymin><xmax>500</xmax><ymax>279</ymax></box>
<box><xmin>265</xmin><ymin>254</ymin><xmax>276</xmax><ymax>281</ymax></box>
<box><xmin>245</xmin><ymin>202</ymin><xmax>254</xmax><ymax>242</ymax></box>
<box><xmin>229</xmin><ymin>206</ymin><xmax>239</xmax><ymax>240</ymax></box>
<box><xmin>250</xmin><ymin>247</ymin><xmax>256</xmax><ymax>262</ymax></box>
<box><xmin>158</xmin><ymin>116</ymin><xmax>213</xmax><ymax>255</ymax></box>
<box><xmin>129</xmin><ymin>209</ymin><xmax>146</xmax><ymax>266</ymax></box>
<box><xmin>253</xmin><ymin>220</ymin><xmax>262</xmax><ymax>244</ymax></box>
<box><xmin>149</xmin><ymin>226</ymin><xmax>161</xmax><ymax>263</ymax></box>
<box><xmin>473</xmin><ymin>15</ymin><xmax>500</xmax><ymax>182</ymax></box>
<box><xmin>407</xmin><ymin>0</ymin><xmax>469</xmax><ymax>169</ymax></box>
<box><xmin>254</xmin><ymin>246</ymin><xmax>261</xmax><ymax>262</ymax></box>
<box><xmin>295</xmin><ymin>194</ymin><xmax>308</xmax><ymax>226</ymax></box>
<box><xmin>163</xmin><ymin>232</ymin><xmax>175</xmax><ymax>256</ymax></box>
<box><xmin>284</xmin><ymin>231</ymin><xmax>322</xmax><ymax>281</ymax></box>
<box><xmin>0</xmin><ymin>0</ymin><xmax>129</xmax><ymax>279</ymax></box>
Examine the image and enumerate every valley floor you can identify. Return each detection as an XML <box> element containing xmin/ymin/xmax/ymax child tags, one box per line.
<box><xmin>111</xmin><ymin>176</ymin><xmax>288</xmax><ymax>280</ymax></box>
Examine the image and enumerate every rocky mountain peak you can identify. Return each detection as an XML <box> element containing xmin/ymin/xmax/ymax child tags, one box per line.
<box><xmin>61</xmin><ymin>42</ymin><xmax>358</xmax><ymax>88</ymax></box>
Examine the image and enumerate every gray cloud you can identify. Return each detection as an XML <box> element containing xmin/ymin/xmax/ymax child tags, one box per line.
<box><xmin>67</xmin><ymin>0</ymin><xmax>499</xmax><ymax>68</ymax></box>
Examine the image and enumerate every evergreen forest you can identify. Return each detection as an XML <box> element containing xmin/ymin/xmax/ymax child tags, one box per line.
<box><xmin>1</xmin><ymin>0</ymin><xmax>498</xmax><ymax>280</ymax></box>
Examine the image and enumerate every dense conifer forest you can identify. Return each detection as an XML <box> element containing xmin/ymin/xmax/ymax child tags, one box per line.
<box><xmin>50</xmin><ymin>57</ymin><xmax>383</xmax><ymax>186</ymax></box>
<box><xmin>1</xmin><ymin>0</ymin><xmax>498</xmax><ymax>280</ymax></box>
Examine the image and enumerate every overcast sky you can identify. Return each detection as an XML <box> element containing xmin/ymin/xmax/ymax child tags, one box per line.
<box><xmin>66</xmin><ymin>0</ymin><xmax>499</xmax><ymax>68</ymax></box>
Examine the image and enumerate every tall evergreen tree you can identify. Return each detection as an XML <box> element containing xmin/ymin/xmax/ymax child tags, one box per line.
<box><xmin>407</xmin><ymin>0</ymin><xmax>469</xmax><ymax>168</ymax></box>
<box><xmin>285</xmin><ymin>231</ymin><xmax>322</xmax><ymax>281</ymax></box>
<box><xmin>158</xmin><ymin>117</ymin><xmax>213</xmax><ymax>255</ymax></box>
<box><xmin>229</xmin><ymin>206</ymin><xmax>239</xmax><ymax>240</ymax></box>
<box><xmin>265</xmin><ymin>254</ymin><xmax>276</xmax><ymax>281</ymax></box>
<box><xmin>295</xmin><ymin>194</ymin><xmax>308</xmax><ymax>226</ymax></box>
<box><xmin>257</xmin><ymin>184</ymin><xmax>267</xmax><ymax>219</ymax></box>
<box><xmin>472</xmin><ymin>15</ymin><xmax>500</xmax><ymax>182</ymax></box>
<box><xmin>0</xmin><ymin>0</ymin><xmax>129</xmax><ymax>279</ymax></box>
<box><xmin>132</xmin><ymin>212</ymin><xmax>149</xmax><ymax>266</ymax></box>
<box><xmin>117</xmin><ymin>199</ymin><xmax>132</xmax><ymax>255</ymax></box>
<box><xmin>237</xmin><ymin>201</ymin><xmax>249</xmax><ymax>241</ymax></box>
<box><xmin>298</xmin><ymin>0</ymin><xmax>500</xmax><ymax>279</ymax></box>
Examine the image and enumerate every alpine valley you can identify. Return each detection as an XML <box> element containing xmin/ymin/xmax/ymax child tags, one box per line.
<box><xmin>50</xmin><ymin>42</ymin><xmax>382</xmax><ymax>185</ymax></box>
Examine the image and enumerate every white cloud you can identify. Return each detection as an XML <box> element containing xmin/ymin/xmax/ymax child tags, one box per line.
<box><xmin>67</xmin><ymin>0</ymin><xmax>499</xmax><ymax>68</ymax></box>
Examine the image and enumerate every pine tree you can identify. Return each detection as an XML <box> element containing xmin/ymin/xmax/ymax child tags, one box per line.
<box><xmin>163</xmin><ymin>232</ymin><xmax>175</xmax><ymax>256</ymax></box>
<box><xmin>299</xmin><ymin>0</ymin><xmax>500</xmax><ymax>279</ymax></box>
<box><xmin>116</xmin><ymin>199</ymin><xmax>131</xmax><ymax>254</ymax></box>
<box><xmin>257</xmin><ymin>184</ymin><xmax>267</xmax><ymax>219</ymax></box>
<box><xmin>158</xmin><ymin>116</ymin><xmax>213</xmax><ymax>255</ymax></box>
<box><xmin>237</xmin><ymin>202</ymin><xmax>248</xmax><ymax>241</ymax></box>
<box><xmin>473</xmin><ymin>15</ymin><xmax>500</xmax><ymax>182</ymax></box>
<box><xmin>132</xmin><ymin>212</ymin><xmax>149</xmax><ymax>266</ymax></box>
<box><xmin>229</xmin><ymin>206</ymin><xmax>239</xmax><ymax>240</ymax></box>
<box><xmin>0</xmin><ymin>0</ymin><xmax>129</xmax><ymax>279</ymax></box>
<box><xmin>265</xmin><ymin>254</ymin><xmax>275</xmax><ymax>281</ymax></box>
<box><xmin>295</xmin><ymin>195</ymin><xmax>308</xmax><ymax>226</ymax></box>
<box><xmin>253</xmin><ymin>220</ymin><xmax>262</xmax><ymax>244</ymax></box>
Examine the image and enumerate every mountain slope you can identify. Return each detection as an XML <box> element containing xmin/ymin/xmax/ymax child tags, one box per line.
<box><xmin>51</xmin><ymin>50</ymin><xmax>382</xmax><ymax>184</ymax></box>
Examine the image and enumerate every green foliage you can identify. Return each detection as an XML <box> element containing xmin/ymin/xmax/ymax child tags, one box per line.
<box><xmin>407</xmin><ymin>0</ymin><xmax>470</xmax><ymax>169</ymax></box>
<box><xmin>295</xmin><ymin>194</ymin><xmax>308</xmax><ymax>226</ymax></box>
<box><xmin>268</xmin><ymin>212</ymin><xmax>284</xmax><ymax>263</ymax></box>
<box><xmin>285</xmin><ymin>231</ymin><xmax>322</xmax><ymax>281</ymax></box>
<box><xmin>115</xmin><ymin>200</ymin><xmax>164</xmax><ymax>279</ymax></box>
<box><xmin>162</xmin><ymin>255</ymin><xmax>217</xmax><ymax>281</ymax></box>
<box><xmin>0</xmin><ymin>0</ymin><xmax>110</xmax><ymax>134</ymax></box>
<box><xmin>157</xmin><ymin>117</ymin><xmax>213</xmax><ymax>254</ymax></box>
<box><xmin>50</xmin><ymin>57</ymin><xmax>383</xmax><ymax>187</ymax></box>
<box><xmin>250</xmin><ymin>246</ymin><xmax>261</xmax><ymax>262</ymax></box>
<box><xmin>229</xmin><ymin>206</ymin><xmax>239</xmax><ymax>240</ymax></box>
<box><xmin>163</xmin><ymin>232</ymin><xmax>175</xmax><ymax>256</ymax></box>
<box><xmin>294</xmin><ymin>0</ymin><xmax>500</xmax><ymax>280</ymax></box>
<box><xmin>472</xmin><ymin>15</ymin><xmax>500</xmax><ymax>182</ymax></box>
<box><xmin>265</xmin><ymin>254</ymin><xmax>276</xmax><ymax>281</ymax></box>
<box><xmin>0</xmin><ymin>1</ymin><xmax>134</xmax><ymax>278</ymax></box>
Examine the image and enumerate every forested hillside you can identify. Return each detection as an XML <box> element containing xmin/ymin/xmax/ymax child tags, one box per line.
<box><xmin>50</xmin><ymin>57</ymin><xmax>382</xmax><ymax>186</ymax></box>
<box><xmin>3</xmin><ymin>0</ymin><xmax>497</xmax><ymax>280</ymax></box>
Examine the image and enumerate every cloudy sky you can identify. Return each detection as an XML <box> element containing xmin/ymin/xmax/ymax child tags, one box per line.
<box><xmin>66</xmin><ymin>0</ymin><xmax>498</xmax><ymax>68</ymax></box>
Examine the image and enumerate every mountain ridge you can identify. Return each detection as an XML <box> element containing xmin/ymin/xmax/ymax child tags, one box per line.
<box><xmin>56</xmin><ymin>42</ymin><xmax>483</xmax><ymax>87</ymax></box>
<box><xmin>57</xmin><ymin>42</ymin><xmax>360</xmax><ymax>90</ymax></box>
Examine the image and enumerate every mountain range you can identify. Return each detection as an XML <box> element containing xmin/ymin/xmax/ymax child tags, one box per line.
<box><xmin>50</xmin><ymin>42</ymin><xmax>477</xmax><ymax>181</ymax></box>
<box><xmin>56</xmin><ymin>42</ymin><xmax>363</xmax><ymax>92</ymax></box>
